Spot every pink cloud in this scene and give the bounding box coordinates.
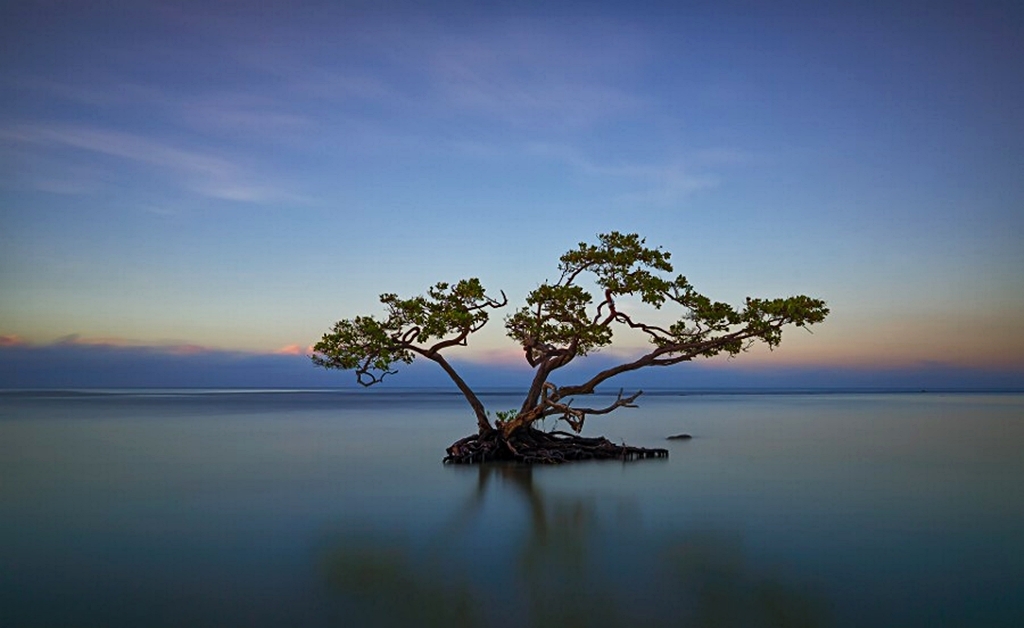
[0,334,27,347]
[52,334,122,347]
[41,334,221,354]
[274,344,312,356]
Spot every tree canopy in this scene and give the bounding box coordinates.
[313,232,829,463]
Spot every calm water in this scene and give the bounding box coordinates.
[1,390,1022,627]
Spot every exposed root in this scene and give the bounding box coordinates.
[444,428,668,465]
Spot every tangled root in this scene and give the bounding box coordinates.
[444,428,668,465]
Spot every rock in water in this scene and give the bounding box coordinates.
[667,433,692,440]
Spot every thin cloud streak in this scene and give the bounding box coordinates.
[16,75,318,142]
[45,333,220,354]
[1,123,307,204]
[5,333,327,359]
[527,142,721,204]
[3,125,234,174]
[426,23,648,128]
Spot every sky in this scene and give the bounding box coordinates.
[2,0,1022,389]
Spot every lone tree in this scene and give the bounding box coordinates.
[313,232,829,464]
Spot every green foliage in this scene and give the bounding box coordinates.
[559,231,675,304]
[654,284,829,359]
[506,232,680,360]
[493,409,519,427]
[311,315,414,382]
[312,278,504,386]
[312,231,829,434]
[505,283,612,359]
[502,231,830,371]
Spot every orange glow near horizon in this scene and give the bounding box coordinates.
[0,334,26,346]
[4,312,1022,375]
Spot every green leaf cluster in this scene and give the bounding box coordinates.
[312,278,502,386]
[655,283,830,358]
[558,231,675,305]
[311,315,413,384]
[506,231,829,367]
[506,283,612,358]
[506,232,680,359]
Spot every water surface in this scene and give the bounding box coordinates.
[1,390,1022,627]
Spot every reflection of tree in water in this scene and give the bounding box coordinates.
[320,466,829,627]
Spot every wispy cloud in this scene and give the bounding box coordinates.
[11,333,316,358]
[225,15,650,129]
[5,124,234,175]
[1,123,306,204]
[526,142,720,205]
[427,23,648,128]
[8,76,168,108]
[232,43,402,105]
[48,333,215,354]
[15,75,318,143]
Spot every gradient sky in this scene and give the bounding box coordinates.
[2,1,1022,388]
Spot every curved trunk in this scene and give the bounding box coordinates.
[422,352,492,433]
[519,362,552,415]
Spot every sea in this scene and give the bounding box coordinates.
[1,388,1022,627]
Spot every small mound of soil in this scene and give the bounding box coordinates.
[444,428,668,464]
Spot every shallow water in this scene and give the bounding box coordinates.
[1,390,1022,627]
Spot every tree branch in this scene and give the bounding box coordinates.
[410,346,492,433]
[553,328,762,399]
[539,387,643,432]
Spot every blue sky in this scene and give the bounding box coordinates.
[2,1,1022,388]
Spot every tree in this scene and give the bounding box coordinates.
[312,232,829,463]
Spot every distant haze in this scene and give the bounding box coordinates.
[2,342,1020,392]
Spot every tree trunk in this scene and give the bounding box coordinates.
[423,352,492,433]
[500,407,543,438]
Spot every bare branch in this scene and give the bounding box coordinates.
[552,328,762,399]
[613,311,675,341]
[400,326,421,344]
[538,388,644,432]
